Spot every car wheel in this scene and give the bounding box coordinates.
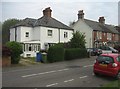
[116,72,120,80]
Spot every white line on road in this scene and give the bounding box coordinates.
[22,68,69,78]
[83,64,93,68]
[64,79,74,83]
[79,76,88,79]
[58,68,69,71]
[46,83,58,87]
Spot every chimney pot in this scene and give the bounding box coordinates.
[78,10,84,19]
[99,16,105,24]
[43,7,52,17]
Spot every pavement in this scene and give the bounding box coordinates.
[2,56,118,87]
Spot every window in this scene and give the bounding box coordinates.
[99,32,102,39]
[97,56,114,63]
[26,32,29,37]
[48,30,52,37]
[64,32,68,38]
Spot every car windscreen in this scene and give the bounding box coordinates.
[97,55,114,63]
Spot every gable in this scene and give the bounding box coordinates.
[71,19,93,32]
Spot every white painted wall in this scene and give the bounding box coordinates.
[40,26,73,49]
[16,27,21,42]
[10,28,15,41]
[20,26,33,42]
[33,27,41,41]
[60,29,73,43]
[40,26,59,49]
[72,19,93,48]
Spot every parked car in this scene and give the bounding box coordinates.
[98,46,117,54]
[87,48,102,56]
[114,45,120,53]
[93,53,120,79]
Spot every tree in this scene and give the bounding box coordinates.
[2,19,20,45]
[6,41,23,64]
[70,31,86,48]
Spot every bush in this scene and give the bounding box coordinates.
[65,48,87,60]
[47,45,64,63]
[6,41,23,64]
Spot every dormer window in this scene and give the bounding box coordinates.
[26,32,29,37]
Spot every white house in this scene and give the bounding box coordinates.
[70,10,93,48]
[10,7,73,57]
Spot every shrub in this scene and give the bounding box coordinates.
[65,48,87,60]
[6,41,23,64]
[47,45,64,63]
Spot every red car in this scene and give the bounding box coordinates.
[93,53,120,79]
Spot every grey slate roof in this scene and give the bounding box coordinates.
[84,19,119,34]
[11,16,73,30]
[11,18,37,27]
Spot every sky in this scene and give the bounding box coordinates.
[1,0,120,26]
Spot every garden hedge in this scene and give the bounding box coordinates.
[65,48,88,60]
[47,45,64,63]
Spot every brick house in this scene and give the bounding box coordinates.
[70,10,119,48]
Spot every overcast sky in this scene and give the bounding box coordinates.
[1,0,120,26]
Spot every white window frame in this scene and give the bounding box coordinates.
[25,32,29,37]
[64,32,68,38]
[48,30,52,37]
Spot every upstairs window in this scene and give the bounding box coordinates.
[26,32,29,37]
[48,30,52,37]
[64,32,68,38]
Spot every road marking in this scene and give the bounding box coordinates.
[46,83,58,87]
[83,64,93,68]
[58,68,69,71]
[22,68,69,78]
[79,76,88,79]
[64,79,74,83]
[3,65,59,73]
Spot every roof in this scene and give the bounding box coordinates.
[84,19,119,34]
[11,18,37,28]
[11,16,73,30]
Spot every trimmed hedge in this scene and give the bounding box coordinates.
[47,45,64,63]
[65,48,88,60]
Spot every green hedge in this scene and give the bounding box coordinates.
[47,45,64,63]
[65,48,87,60]
[6,41,23,64]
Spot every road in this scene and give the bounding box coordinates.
[2,56,117,87]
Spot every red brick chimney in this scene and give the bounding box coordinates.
[43,7,52,17]
[78,10,84,20]
[99,17,105,24]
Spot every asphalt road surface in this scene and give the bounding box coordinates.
[2,56,118,87]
